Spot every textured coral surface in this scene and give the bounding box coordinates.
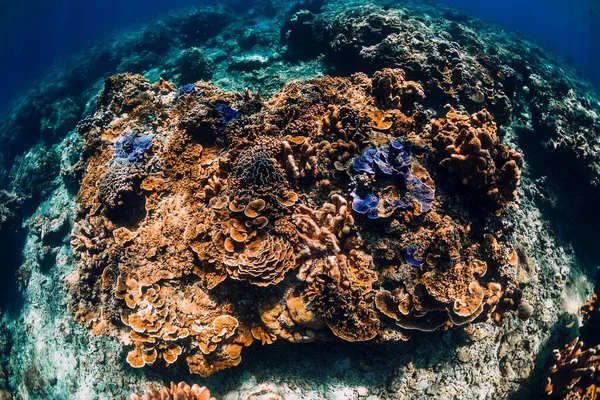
[69,69,521,377]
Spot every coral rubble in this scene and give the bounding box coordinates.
[69,68,521,376]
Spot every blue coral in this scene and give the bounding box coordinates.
[350,193,380,219]
[113,132,155,162]
[178,83,197,97]
[406,244,425,267]
[350,140,434,218]
[215,103,239,125]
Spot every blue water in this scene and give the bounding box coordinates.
[0,0,212,112]
[0,0,599,113]
[438,0,599,79]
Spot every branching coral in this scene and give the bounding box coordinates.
[545,269,600,399]
[69,71,521,377]
[545,338,600,399]
[131,382,215,400]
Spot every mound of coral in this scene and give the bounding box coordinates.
[69,67,522,377]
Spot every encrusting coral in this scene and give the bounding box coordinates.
[68,69,522,377]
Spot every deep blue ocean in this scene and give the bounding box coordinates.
[0,0,599,115]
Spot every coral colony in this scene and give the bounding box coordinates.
[69,68,522,378]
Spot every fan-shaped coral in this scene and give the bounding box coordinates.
[68,70,521,377]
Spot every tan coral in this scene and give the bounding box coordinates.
[244,199,266,218]
[69,71,521,378]
[431,107,522,209]
[223,233,296,287]
[131,382,215,400]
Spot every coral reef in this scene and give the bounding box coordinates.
[1,0,600,398]
[69,68,521,377]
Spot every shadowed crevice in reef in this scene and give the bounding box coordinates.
[515,125,600,275]
[0,190,26,316]
[179,331,461,398]
[0,225,26,316]
[506,314,576,400]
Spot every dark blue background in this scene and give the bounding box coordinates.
[438,0,600,83]
[0,0,599,113]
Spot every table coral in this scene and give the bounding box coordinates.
[69,69,522,377]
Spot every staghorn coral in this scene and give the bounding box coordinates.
[545,338,600,399]
[69,71,521,377]
[545,269,600,399]
[131,382,215,400]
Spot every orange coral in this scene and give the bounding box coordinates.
[131,382,215,400]
[545,338,600,399]
[431,107,522,210]
[545,270,600,399]
[69,71,520,377]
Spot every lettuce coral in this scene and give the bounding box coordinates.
[350,139,434,218]
[113,132,155,163]
[68,69,522,377]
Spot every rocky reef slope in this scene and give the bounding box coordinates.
[0,0,598,399]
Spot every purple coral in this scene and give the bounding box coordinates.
[113,132,155,163]
[406,244,425,267]
[350,140,434,218]
[351,193,380,219]
[215,103,239,125]
[178,83,197,97]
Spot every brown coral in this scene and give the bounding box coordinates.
[545,338,600,399]
[431,107,522,210]
[131,382,215,400]
[545,269,600,399]
[69,71,520,377]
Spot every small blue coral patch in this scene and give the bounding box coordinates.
[113,131,155,162]
[215,103,239,125]
[406,244,425,268]
[178,83,197,97]
[351,193,380,219]
[349,140,434,218]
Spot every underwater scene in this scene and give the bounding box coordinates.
[0,0,600,399]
